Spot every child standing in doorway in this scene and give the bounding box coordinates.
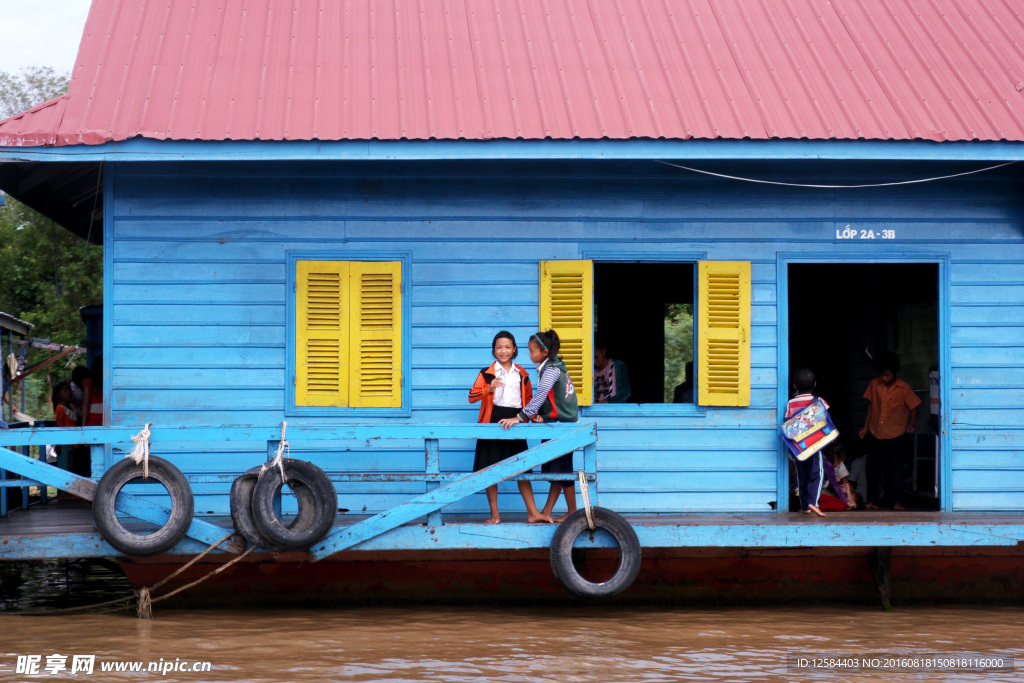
[468,331,533,524]
[786,367,848,517]
[859,352,920,510]
[499,330,579,523]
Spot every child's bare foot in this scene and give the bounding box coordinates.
[485,516,501,524]
[527,512,553,523]
[806,505,826,517]
[552,512,571,523]
[893,503,906,511]
[864,502,880,510]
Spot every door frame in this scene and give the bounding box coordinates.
[776,254,952,511]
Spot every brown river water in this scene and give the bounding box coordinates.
[0,605,1020,682]
[0,561,1020,681]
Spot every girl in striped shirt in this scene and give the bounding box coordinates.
[500,330,579,523]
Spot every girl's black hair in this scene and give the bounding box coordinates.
[52,381,70,409]
[530,329,561,358]
[491,330,518,359]
[71,366,90,385]
[89,355,103,390]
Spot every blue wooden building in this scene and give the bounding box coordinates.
[66,153,1024,515]
[1,0,1023,603]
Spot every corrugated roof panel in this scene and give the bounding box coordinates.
[0,312,33,335]
[0,97,67,147]
[2,0,1024,146]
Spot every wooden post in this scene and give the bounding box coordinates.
[267,440,282,519]
[424,439,441,526]
[868,547,893,611]
[583,441,598,506]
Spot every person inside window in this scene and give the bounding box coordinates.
[594,337,631,404]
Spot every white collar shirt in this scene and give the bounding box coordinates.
[493,363,522,409]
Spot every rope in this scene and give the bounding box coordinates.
[148,545,256,609]
[654,159,1018,189]
[127,423,152,479]
[21,531,243,617]
[21,593,135,616]
[142,532,236,594]
[578,471,595,531]
[135,587,152,620]
[260,421,289,483]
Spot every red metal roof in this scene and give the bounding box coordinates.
[2,0,1023,146]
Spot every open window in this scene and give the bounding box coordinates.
[594,262,696,404]
[540,259,750,413]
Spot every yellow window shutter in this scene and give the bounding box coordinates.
[540,260,594,406]
[698,261,751,406]
[348,261,403,408]
[296,261,350,406]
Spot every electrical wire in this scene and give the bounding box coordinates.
[654,159,1017,189]
[71,162,103,292]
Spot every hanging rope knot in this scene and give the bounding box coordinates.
[578,471,595,531]
[260,421,289,483]
[127,423,153,480]
[135,587,152,620]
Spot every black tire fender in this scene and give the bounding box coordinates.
[250,458,336,550]
[549,507,642,600]
[93,455,194,557]
[230,465,320,550]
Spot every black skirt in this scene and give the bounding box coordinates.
[474,405,529,471]
[540,439,575,487]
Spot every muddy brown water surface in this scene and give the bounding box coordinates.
[0,605,1020,682]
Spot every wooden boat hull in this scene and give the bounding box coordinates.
[118,546,1024,607]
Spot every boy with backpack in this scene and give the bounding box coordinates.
[783,367,847,517]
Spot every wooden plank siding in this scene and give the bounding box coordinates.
[106,160,1024,516]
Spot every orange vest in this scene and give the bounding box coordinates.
[468,362,533,423]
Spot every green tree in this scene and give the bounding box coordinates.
[0,67,68,118]
[1,68,101,418]
[664,303,694,402]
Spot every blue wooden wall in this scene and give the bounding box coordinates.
[105,160,1024,516]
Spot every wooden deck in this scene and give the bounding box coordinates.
[3,501,1024,561]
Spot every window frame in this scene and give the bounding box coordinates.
[286,250,412,417]
[582,251,707,418]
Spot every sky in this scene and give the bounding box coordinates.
[0,0,92,75]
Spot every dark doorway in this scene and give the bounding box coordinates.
[788,263,940,510]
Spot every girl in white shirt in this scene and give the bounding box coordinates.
[468,331,533,523]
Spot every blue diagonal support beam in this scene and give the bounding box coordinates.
[0,447,243,554]
[0,446,98,500]
[308,423,597,561]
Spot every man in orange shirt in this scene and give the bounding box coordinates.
[859,352,921,510]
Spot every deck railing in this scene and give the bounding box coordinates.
[0,423,598,556]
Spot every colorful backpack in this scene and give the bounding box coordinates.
[780,397,838,461]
